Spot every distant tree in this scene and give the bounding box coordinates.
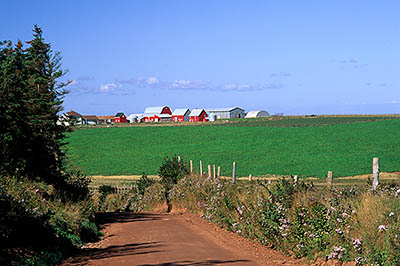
[0,25,70,187]
[158,155,189,212]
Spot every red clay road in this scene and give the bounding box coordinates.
[63,212,305,266]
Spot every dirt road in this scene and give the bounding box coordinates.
[64,212,305,266]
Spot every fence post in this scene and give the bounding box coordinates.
[217,166,221,178]
[200,160,203,176]
[178,155,181,162]
[249,174,252,181]
[327,171,333,185]
[232,161,236,184]
[190,160,193,174]
[373,157,379,189]
[213,164,216,178]
[293,175,298,186]
[208,165,211,178]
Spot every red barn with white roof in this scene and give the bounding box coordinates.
[189,109,208,122]
[143,106,172,122]
[172,108,190,122]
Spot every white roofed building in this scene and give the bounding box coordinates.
[144,106,172,115]
[172,108,190,122]
[245,110,270,118]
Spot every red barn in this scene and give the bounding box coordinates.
[172,108,190,122]
[143,106,172,122]
[115,112,127,123]
[189,109,208,122]
[144,106,172,115]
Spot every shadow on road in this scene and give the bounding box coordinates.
[96,212,164,225]
[65,242,164,265]
[137,259,251,266]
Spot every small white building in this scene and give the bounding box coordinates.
[206,107,245,119]
[245,110,270,118]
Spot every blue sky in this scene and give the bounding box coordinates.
[1,0,399,115]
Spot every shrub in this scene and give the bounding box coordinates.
[158,156,189,191]
[158,155,189,212]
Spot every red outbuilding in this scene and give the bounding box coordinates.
[189,109,208,122]
[172,108,190,122]
[115,112,127,123]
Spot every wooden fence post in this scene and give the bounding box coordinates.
[200,160,203,176]
[293,175,298,186]
[373,157,379,189]
[208,165,211,178]
[190,160,193,174]
[327,171,333,185]
[249,174,252,181]
[232,161,236,184]
[217,166,221,178]
[213,164,216,178]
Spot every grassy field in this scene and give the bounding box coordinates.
[66,117,400,178]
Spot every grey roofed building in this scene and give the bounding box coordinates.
[206,107,245,119]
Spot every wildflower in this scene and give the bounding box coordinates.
[389,212,394,217]
[378,225,387,231]
[355,257,364,265]
[335,228,343,234]
[352,238,362,252]
[336,218,343,223]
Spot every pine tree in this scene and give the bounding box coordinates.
[0,25,69,187]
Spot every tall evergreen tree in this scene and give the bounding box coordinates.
[0,25,69,186]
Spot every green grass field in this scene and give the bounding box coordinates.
[66,117,400,178]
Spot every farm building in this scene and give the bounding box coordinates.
[143,106,172,122]
[144,114,172,122]
[189,109,208,122]
[97,115,115,124]
[206,107,245,119]
[245,110,270,118]
[115,113,127,123]
[81,115,98,125]
[66,110,83,124]
[144,106,172,115]
[172,108,190,122]
[127,114,144,123]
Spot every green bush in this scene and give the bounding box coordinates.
[158,156,189,212]
[158,156,189,191]
[0,176,100,265]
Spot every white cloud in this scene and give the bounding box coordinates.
[218,82,283,91]
[146,76,159,85]
[119,76,284,92]
[270,72,291,77]
[99,83,122,92]
[169,80,209,90]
